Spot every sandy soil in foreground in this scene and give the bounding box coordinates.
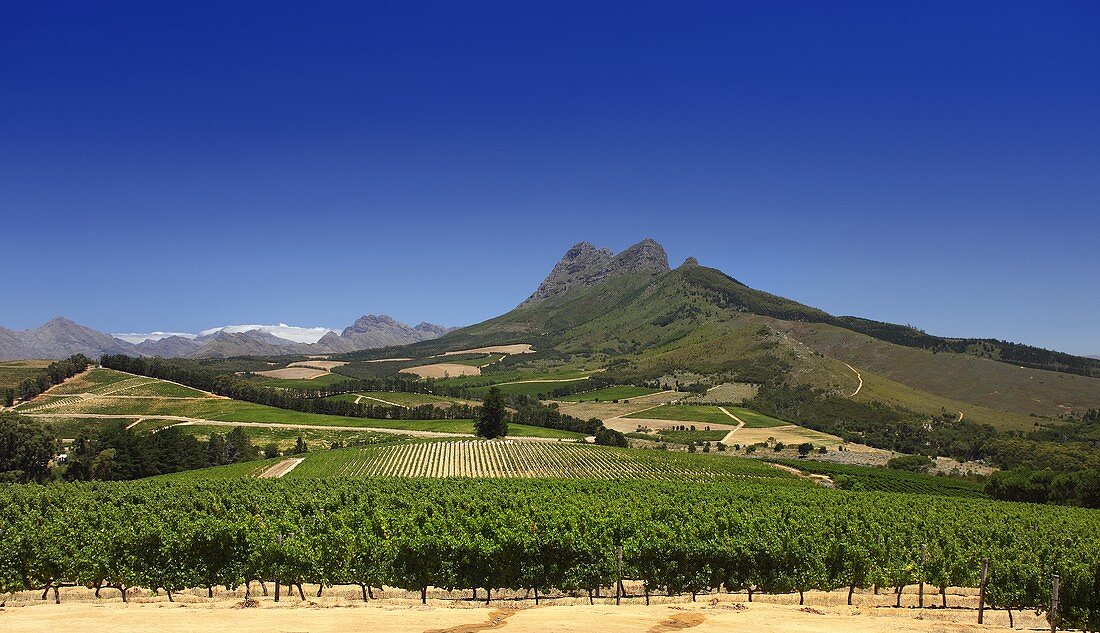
[0,596,1036,633]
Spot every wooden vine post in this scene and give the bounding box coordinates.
[1049,574,1060,633]
[977,558,989,624]
[918,543,926,608]
[615,543,623,605]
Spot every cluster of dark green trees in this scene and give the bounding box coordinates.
[0,412,267,483]
[747,382,997,460]
[4,355,90,405]
[981,409,1100,507]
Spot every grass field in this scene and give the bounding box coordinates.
[444,353,505,367]
[240,372,352,389]
[277,441,801,481]
[655,429,730,443]
[326,391,471,407]
[626,404,738,426]
[556,385,663,402]
[720,406,788,428]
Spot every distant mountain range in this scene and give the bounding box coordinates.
[0,316,455,361]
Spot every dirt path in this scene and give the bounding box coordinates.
[767,461,834,487]
[716,407,745,444]
[258,458,305,478]
[843,363,863,397]
[357,394,407,408]
[0,598,1031,633]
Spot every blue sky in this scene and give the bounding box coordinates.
[1,2,1097,354]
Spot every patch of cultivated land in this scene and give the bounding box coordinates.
[287,360,347,370]
[553,390,681,421]
[556,385,663,402]
[0,589,1040,633]
[400,362,483,378]
[626,404,749,426]
[442,343,535,355]
[232,441,797,480]
[252,366,329,380]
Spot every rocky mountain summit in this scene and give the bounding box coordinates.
[519,238,670,307]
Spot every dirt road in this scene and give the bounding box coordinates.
[844,362,863,397]
[258,458,305,478]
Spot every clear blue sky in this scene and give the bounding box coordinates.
[1,2,1097,354]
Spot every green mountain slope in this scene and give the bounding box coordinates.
[392,241,1100,427]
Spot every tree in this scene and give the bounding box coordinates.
[3,389,13,407]
[594,428,628,447]
[475,387,508,439]
[292,435,309,455]
[798,442,813,457]
[0,413,59,483]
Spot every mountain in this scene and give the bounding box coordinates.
[313,315,454,353]
[419,238,1100,427]
[520,238,669,307]
[0,318,139,361]
[0,315,455,360]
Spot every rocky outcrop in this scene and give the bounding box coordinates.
[519,238,670,307]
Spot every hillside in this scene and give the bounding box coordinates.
[416,239,1100,426]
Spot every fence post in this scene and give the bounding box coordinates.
[1049,574,1060,633]
[977,558,989,624]
[616,544,623,605]
[919,543,926,609]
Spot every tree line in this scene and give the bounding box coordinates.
[0,413,269,483]
[4,355,90,405]
[0,478,1097,629]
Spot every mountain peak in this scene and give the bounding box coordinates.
[612,238,669,273]
[680,256,700,268]
[519,238,670,307]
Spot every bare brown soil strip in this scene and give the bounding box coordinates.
[442,344,534,356]
[257,458,305,479]
[425,609,516,633]
[647,612,706,632]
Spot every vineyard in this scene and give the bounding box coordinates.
[1,479,1097,630]
[278,441,793,480]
